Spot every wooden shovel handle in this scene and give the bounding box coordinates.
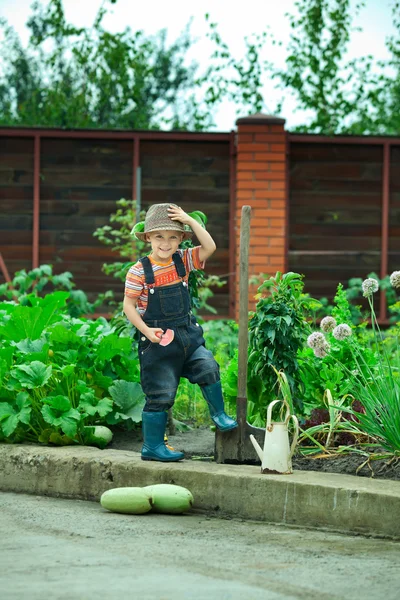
[237,205,251,399]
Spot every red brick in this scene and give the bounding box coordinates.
[254,133,285,142]
[265,171,286,180]
[270,162,286,171]
[238,133,254,143]
[270,124,285,132]
[252,152,285,162]
[270,143,286,152]
[269,200,285,209]
[237,162,269,171]
[237,143,270,153]
[237,180,269,190]
[236,152,254,161]
[251,219,269,227]
[254,209,285,218]
[271,180,285,190]
[237,199,268,208]
[269,237,285,247]
[237,171,254,181]
[270,218,285,227]
[255,190,285,199]
[236,190,254,199]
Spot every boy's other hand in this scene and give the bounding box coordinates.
[145,328,164,343]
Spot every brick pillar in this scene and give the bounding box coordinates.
[234,113,288,318]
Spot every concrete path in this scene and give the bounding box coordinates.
[1,491,399,600]
[1,444,400,538]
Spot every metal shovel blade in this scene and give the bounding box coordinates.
[214,205,264,464]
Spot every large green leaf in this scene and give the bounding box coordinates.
[0,292,69,341]
[50,324,82,346]
[0,358,8,386]
[0,347,15,369]
[41,395,81,438]
[16,392,32,425]
[109,380,145,422]
[11,361,52,389]
[96,335,132,361]
[0,394,31,436]
[15,339,47,354]
[76,381,113,417]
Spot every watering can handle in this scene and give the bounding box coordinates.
[266,399,291,429]
[289,415,299,459]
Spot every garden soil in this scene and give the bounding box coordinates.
[110,425,400,483]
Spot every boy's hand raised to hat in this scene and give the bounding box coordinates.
[168,204,217,263]
[168,204,191,224]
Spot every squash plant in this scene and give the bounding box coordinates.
[0,291,145,446]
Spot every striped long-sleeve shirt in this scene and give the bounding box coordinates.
[124,246,204,315]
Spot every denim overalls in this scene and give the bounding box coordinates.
[138,252,220,412]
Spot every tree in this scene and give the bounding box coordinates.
[0,0,213,130]
[275,0,400,134]
[206,0,400,135]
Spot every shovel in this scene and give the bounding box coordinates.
[214,205,265,463]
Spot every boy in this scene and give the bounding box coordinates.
[123,203,237,462]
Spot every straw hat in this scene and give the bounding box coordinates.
[134,203,193,242]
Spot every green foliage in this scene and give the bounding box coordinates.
[0,0,214,130]
[93,199,146,283]
[305,279,400,454]
[317,273,400,325]
[0,264,112,318]
[247,272,320,425]
[298,283,378,409]
[0,291,145,445]
[206,0,400,135]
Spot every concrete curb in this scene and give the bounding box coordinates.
[1,444,400,539]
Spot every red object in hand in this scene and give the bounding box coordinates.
[156,329,175,346]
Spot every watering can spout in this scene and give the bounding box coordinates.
[249,434,263,462]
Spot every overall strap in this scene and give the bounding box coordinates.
[172,252,187,278]
[139,256,155,286]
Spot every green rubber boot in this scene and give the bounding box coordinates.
[141,411,184,462]
[201,382,238,432]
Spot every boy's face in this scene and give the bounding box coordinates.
[146,230,184,262]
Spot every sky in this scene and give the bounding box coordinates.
[0,0,396,130]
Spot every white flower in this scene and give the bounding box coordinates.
[314,342,330,358]
[307,332,327,349]
[390,271,400,289]
[320,316,337,333]
[362,278,379,297]
[332,324,352,341]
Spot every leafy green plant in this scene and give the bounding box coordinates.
[0,292,145,446]
[0,264,112,318]
[247,272,320,425]
[307,273,400,455]
[297,390,369,456]
[298,283,378,408]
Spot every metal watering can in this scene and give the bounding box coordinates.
[249,399,299,474]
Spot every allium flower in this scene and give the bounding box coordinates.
[320,316,337,333]
[332,324,352,340]
[307,332,327,349]
[362,278,379,297]
[314,342,330,358]
[390,271,400,289]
